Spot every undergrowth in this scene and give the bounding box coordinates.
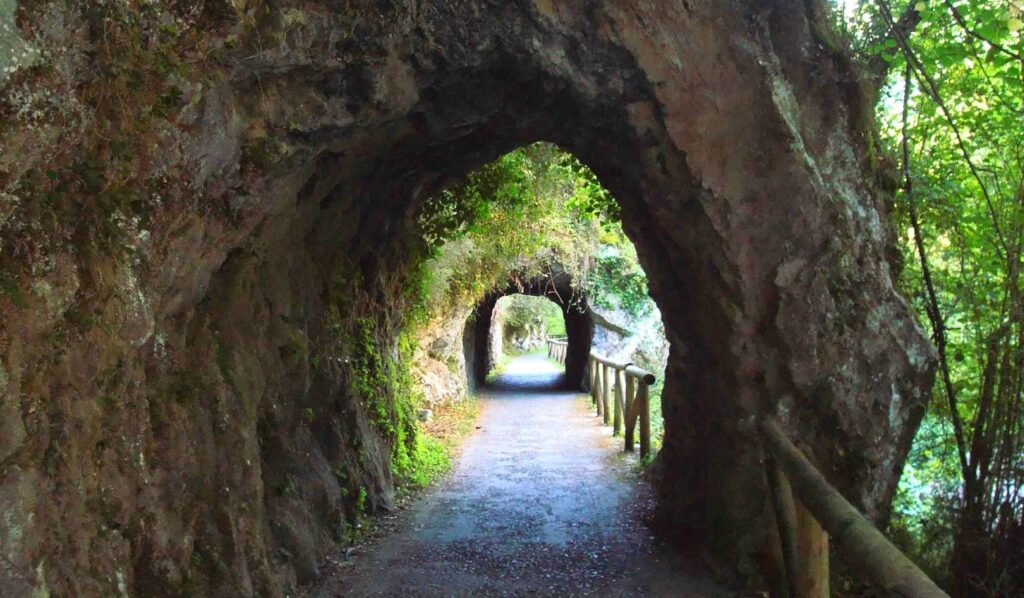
[393,397,482,496]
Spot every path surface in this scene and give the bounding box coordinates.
[307,355,735,597]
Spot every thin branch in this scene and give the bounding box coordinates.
[899,61,973,484]
[942,0,1023,62]
[876,0,1011,261]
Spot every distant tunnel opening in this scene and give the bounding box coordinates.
[464,275,593,393]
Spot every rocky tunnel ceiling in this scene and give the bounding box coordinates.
[0,0,935,595]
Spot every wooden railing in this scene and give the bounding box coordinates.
[545,338,657,458]
[588,352,656,459]
[546,337,568,364]
[546,338,939,595]
[758,417,948,597]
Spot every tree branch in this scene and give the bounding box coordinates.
[876,0,1011,261]
[942,0,1023,62]
[899,61,973,485]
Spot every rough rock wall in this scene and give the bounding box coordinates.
[590,302,668,374]
[409,301,473,407]
[0,1,933,595]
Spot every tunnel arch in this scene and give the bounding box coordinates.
[0,2,939,595]
[463,269,594,392]
[285,3,935,576]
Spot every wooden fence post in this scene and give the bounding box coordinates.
[624,374,637,451]
[613,368,624,436]
[796,495,829,597]
[760,418,947,597]
[766,456,799,598]
[598,362,606,421]
[638,381,650,458]
[588,357,597,403]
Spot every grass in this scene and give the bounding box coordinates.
[420,399,483,456]
[485,354,514,383]
[393,397,483,497]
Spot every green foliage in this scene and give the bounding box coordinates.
[840,0,1024,590]
[497,294,566,347]
[588,230,653,318]
[486,354,514,383]
[418,143,655,320]
[555,152,619,223]
[345,316,399,435]
[356,487,368,513]
[325,256,453,496]
[391,429,449,491]
[419,147,544,249]
[417,144,585,308]
[340,142,662,521]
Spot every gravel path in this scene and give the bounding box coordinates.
[306,355,738,597]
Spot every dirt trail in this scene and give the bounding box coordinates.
[306,355,737,597]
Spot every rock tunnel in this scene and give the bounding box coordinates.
[464,269,593,392]
[0,1,937,595]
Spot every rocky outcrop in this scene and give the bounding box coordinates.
[410,301,473,407]
[0,1,933,595]
[590,301,668,376]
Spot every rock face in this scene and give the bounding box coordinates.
[590,300,668,376]
[0,1,934,595]
[409,300,474,407]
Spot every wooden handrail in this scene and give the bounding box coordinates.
[582,346,657,458]
[591,353,628,369]
[545,338,568,364]
[624,364,655,384]
[760,417,948,597]
[546,336,939,594]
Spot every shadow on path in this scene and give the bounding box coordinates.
[306,355,737,597]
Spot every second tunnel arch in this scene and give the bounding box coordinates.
[464,268,594,392]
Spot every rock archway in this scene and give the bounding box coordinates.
[464,269,593,392]
[0,1,934,595]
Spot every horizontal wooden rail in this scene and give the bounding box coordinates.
[545,338,567,365]
[582,345,656,458]
[760,417,948,598]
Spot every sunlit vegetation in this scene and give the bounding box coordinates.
[495,294,565,355]
[407,143,665,477]
[414,143,653,321]
[830,0,1024,592]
